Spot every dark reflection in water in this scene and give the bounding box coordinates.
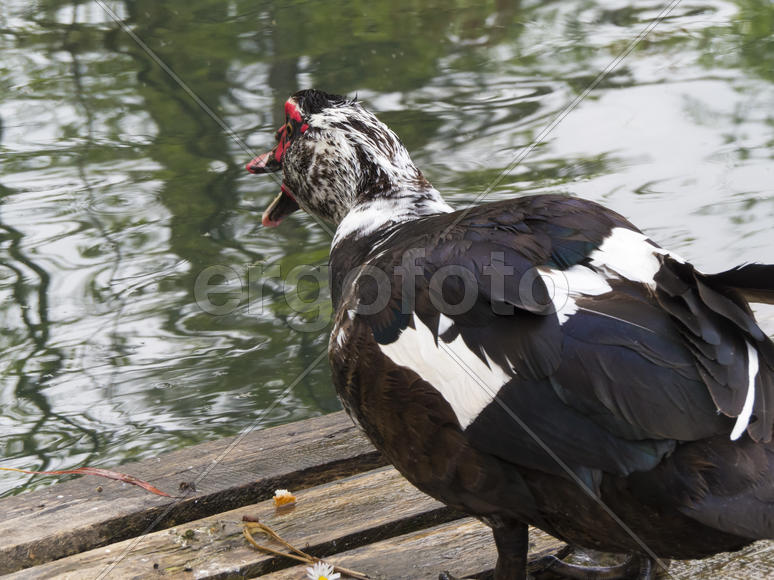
[0,0,773,496]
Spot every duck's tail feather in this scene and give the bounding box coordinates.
[656,258,774,442]
[707,264,774,305]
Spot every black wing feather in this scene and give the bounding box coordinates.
[334,194,774,487]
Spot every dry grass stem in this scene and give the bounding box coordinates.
[242,520,369,579]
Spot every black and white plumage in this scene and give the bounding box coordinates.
[247,90,774,579]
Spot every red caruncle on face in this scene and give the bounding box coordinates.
[273,99,309,163]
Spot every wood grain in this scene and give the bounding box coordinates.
[0,411,384,574]
[3,409,773,579]
[261,518,499,580]
[262,526,774,580]
[5,466,460,579]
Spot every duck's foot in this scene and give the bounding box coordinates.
[438,546,656,580]
[528,548,655,580]
[437,547,575,580]
[527,545,575,577]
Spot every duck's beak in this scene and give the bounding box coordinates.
[245,150,281,174]
[246,149,300,228]
[260,183,300,228]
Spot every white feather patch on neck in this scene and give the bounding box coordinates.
[332,194,452,247]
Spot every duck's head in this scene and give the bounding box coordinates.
[247,89,449,234]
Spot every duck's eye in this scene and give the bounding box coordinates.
[285,122,293,137]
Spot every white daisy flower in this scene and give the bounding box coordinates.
[305,560,341,580]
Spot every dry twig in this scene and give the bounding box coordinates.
[242,518,369,579]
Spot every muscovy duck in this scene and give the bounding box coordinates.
[247,89,774,580]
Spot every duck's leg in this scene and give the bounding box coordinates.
[440,521,657,580]
[492,519,530,579]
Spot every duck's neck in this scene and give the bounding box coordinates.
[332,184,452,248]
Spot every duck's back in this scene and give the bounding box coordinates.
[328,193,774,556]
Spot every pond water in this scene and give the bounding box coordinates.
[1,0,773,497]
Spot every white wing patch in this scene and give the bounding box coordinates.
[437,313,454,335]
[538,265,613,324]
[378,313,509,429]
[730,342,759,441]
[590,229,762,442]
[335,326,347,347]
[590,227,683,286]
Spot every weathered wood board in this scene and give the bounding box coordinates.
[2,409,773,580]
[258,518,501,580]
[668,540,774,580]
[5,466,460,579]
[261,526,774,580]
[0,411,384,574]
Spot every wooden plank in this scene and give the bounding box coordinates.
[259,518,499,580]
[668,540,774,580]
[258,520,567,580]
[6,466,461,579]
[0,411,385,574]
[262,531,774,580]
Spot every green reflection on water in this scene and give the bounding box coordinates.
[0,0,773,496]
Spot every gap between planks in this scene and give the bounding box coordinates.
[5,466,464,579]
[0,411,384,574]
